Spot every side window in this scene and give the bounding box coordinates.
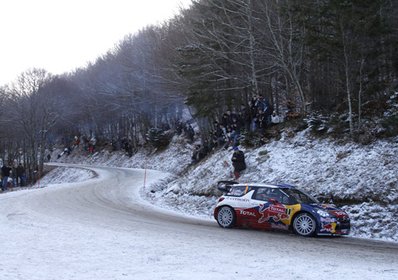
[277,190,290,204]
[268,189,289,204]
[253,188,290,204]
[227,186,247,197]
[253,188,269,201]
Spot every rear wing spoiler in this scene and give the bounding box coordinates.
[217,180,238,193]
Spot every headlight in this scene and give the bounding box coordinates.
[316,209,330,217]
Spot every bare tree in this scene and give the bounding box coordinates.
[6,69,58,178]
[257,0,307,113]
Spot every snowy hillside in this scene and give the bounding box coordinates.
[53,129,398,243]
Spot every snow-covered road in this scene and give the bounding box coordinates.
[1,165,397,280]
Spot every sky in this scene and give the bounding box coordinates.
[0,0,192,86]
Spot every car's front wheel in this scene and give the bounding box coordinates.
[293,213,317,237]
[216,206,236,228]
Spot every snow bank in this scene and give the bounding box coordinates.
[37,167,96,186]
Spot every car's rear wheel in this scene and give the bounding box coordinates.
[216,206,236,228]
[293,213,317,237]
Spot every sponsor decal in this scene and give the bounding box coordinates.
[330,210,347,218]
[226,197,250,202]
[258,203,291,223]
[239,210,256,217]
[320,217,336,223]
[320,222,336,233]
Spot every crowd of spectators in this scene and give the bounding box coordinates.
[1,160,26,192]
[191,95,282,165]
[208,95,280,150]
[53,95,282,168]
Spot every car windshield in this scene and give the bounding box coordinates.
[281,188,319,204]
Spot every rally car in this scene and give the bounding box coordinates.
[214,181,350,237]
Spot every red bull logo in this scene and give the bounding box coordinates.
[258,203,291,223]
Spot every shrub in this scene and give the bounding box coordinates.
[146,128,172,150]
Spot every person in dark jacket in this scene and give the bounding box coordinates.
[16,163,26,187]
[1,163,12,191]
[231,146,246,180]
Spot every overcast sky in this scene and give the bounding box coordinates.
[0,0,192,86]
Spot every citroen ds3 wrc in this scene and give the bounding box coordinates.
[214,181,350,237]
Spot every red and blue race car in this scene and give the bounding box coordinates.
[214,181,350,237]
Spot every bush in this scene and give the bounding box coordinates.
[306,114,330,135]
[146,128,172,150]
[380,91,398,137]
[380,115,398,137]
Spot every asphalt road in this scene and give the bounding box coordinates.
[1,165,397,280]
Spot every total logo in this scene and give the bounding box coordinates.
[239,210,256,217]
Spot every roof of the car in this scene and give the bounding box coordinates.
[231,183,296,189]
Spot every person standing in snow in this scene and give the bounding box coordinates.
[271,111,281,125]
[1,162,12,191]
[88,137,96,154]
[16,163,26,187]
[256,95,273,128]
[11,161,18,187]
[231,146,246,180]
[191,144,201,165]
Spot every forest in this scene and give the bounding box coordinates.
[0,0,397,183]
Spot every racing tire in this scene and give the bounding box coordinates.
[292,213,317,237]
[216,206,236,228]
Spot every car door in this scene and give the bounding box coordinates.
[250,187,273,229]
[251,187,290,230]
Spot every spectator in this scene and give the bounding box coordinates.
[256,95,273,126]
[122,139,133,157]
[1,162,12,191]
[213,121,226,147]
[250,96,259,114]
[255,109,266,133]
[82,135,89,151]
[175,121,183,135]
[230,110,239,125]
[191,145,199,164]
[88,137,96,154]
[185,124,195,143]
[73,135,80,147]
[250,114,258,132]
[221,111,232,128]
[224,125,234,148]
[255,95,268,112]
[239,104,251,132]
[231,146,246,180]
[12,161,18,187]
[16,163,26,187]
[230,123,241,147]
[64,147,71,156]
[271,111,281,125]
[191,144,206,165]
